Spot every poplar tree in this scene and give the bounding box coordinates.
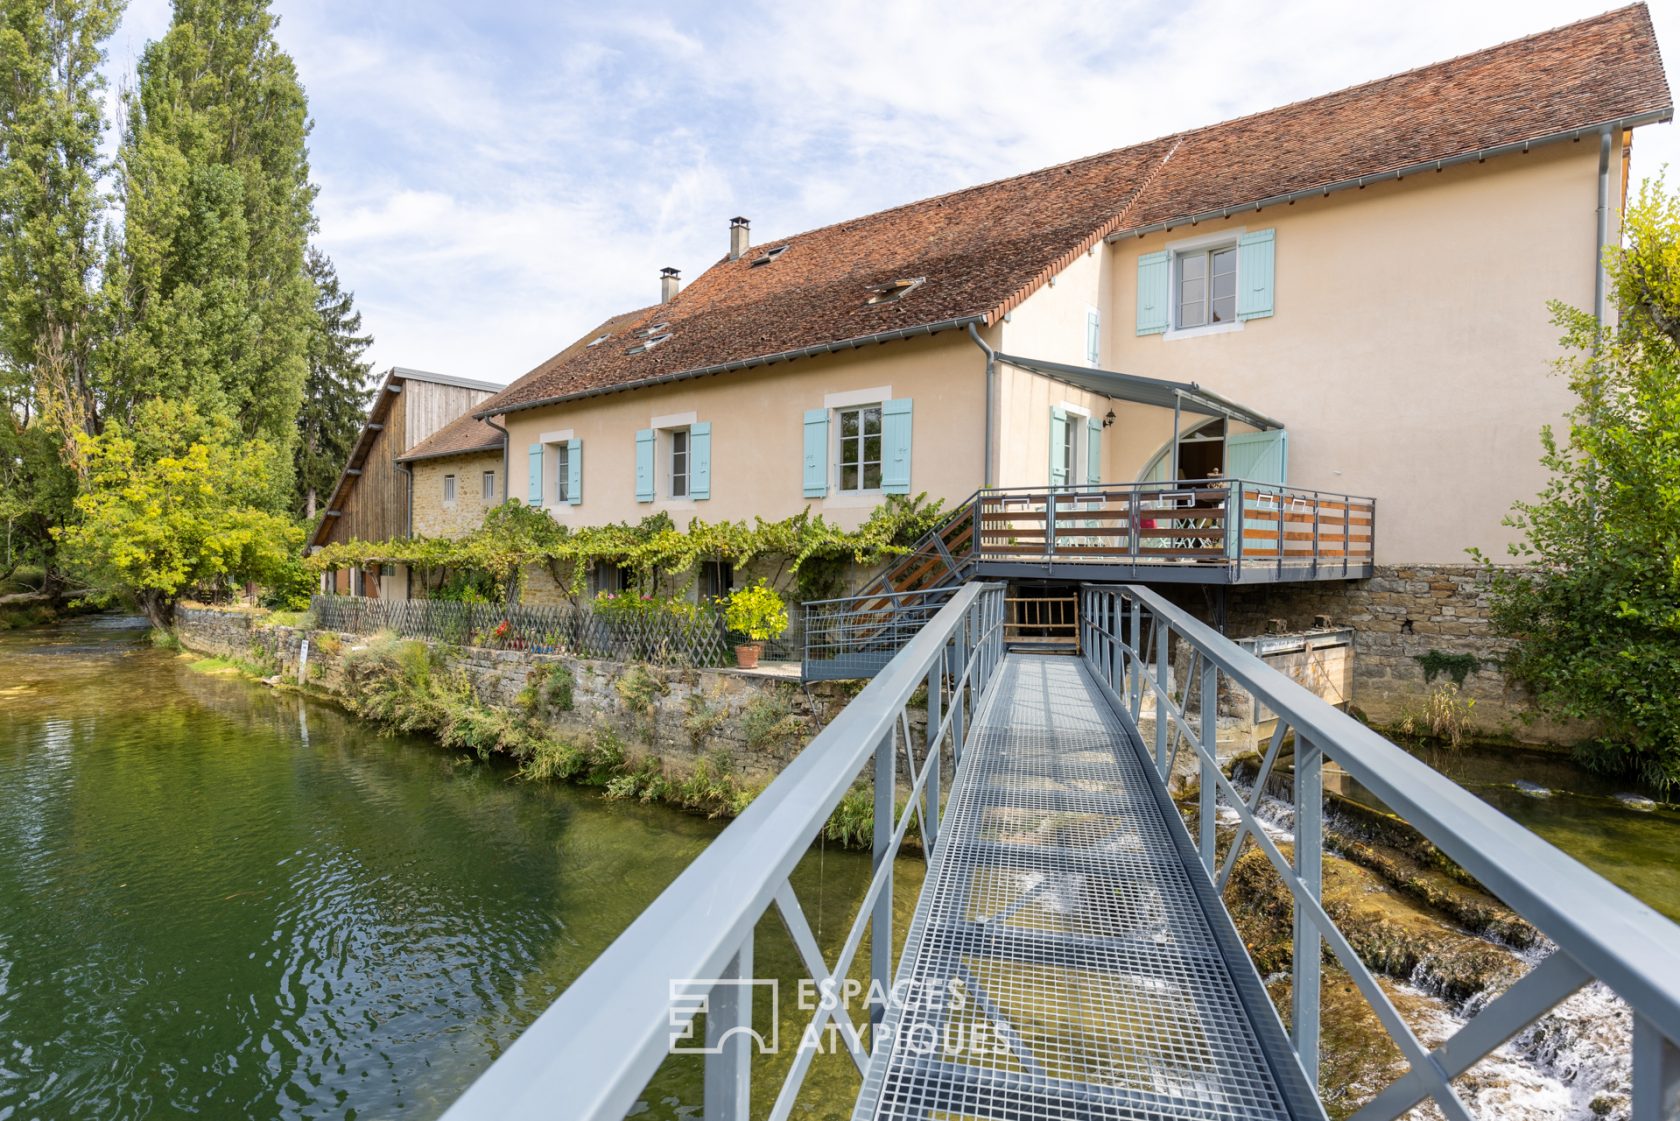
[0,0,123,583]
[102,0,315,509]
[295,246,372,518]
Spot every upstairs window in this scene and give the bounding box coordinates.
[443,474,457,503]
[482,471,496,501]
[836,405,883,493]
[1175,244,1237,329]
[554,443,572,503]
[670,428,690,498]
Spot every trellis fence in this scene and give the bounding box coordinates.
[310,595,739,667]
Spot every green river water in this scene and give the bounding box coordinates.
[0,617,911,1120]
[2,615,1676,1120]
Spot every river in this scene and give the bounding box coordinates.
[0,616,910,1120]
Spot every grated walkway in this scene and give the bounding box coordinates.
[853,654,1314,1121]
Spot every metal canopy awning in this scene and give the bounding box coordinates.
[993,352,1283,431]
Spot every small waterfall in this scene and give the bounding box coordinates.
[1216,777,1635,1120]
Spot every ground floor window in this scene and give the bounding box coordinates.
[482,471,496,500]
[443,474,457,503]
[699,560,733,601]
[589,561,631,596]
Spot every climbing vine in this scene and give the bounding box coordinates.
[307,494,946,601]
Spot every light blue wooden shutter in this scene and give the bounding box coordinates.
[1049,407,1069,487]
[1236,228,1275,320]
[1136,251,1170,335]
[1086,416,1102,484]
[881,399,912,495]
[527,443,543,504]
[1085,309,1101,366]
[1226,428,1288,486]
[634,428,655,502]
[690,422,711,500]
[802,409,828,498]
[566,438,582,505]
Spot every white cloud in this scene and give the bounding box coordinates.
[97,0,1680,385]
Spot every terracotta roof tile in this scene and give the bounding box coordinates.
[477,5,1670,418]
[396,410,503,463]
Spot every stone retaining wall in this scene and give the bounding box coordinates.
[1218,563,1574,741]
[174,606,878,782]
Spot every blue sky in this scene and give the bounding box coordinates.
[103,1,1680,386]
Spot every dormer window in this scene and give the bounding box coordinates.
[865,277,925,305]
[625,333,672,355]
[750,245,789,267]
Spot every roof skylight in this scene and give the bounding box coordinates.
[750,245,789,267]
[625,333,672,355]
[865,276,926,305]
[586,333,611,347]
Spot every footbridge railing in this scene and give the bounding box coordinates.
[440,582,1006,1121]
[1081,583,1680,1121]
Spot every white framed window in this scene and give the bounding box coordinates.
[482,471,495,501]
[443,474,457,503]
[1175,243,1238,330]
[836,404,883,493]
[1058,418,1077,483]
[669,427,690,498]
[554,443,571,503]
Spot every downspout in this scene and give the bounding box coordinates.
[484,416,512,504]
[967,322,996,488]
[1594,125,1613,327]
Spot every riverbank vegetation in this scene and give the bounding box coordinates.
[1479,180,1680,791]
[332,629,894,847]
[1,0,371,618]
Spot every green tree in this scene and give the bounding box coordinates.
[1482,178,1680,790]
[101,0,315,509]
[0,0,123,584]
[57,400,302,627]
[295,246,371,518]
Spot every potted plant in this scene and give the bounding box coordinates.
[724,580,788,669]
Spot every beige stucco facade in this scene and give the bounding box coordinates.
[501,332,989,532]
[494,137,1617,566]
[411,451,503,539]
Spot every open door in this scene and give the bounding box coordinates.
[1225,428,1288,559]
[1225,428,1287,486]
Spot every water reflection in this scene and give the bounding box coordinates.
[0,617,906,1120]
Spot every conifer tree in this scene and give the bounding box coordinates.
[296,246,372,518]
[0,0,122,583]
[101,0,315,509]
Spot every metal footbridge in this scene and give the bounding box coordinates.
[443,584,1680,1121]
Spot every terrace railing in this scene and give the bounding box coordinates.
[976,478,1375,577]
[1080,582,1680,1121]
[309,594,734,667]
[439,582,1007,1121]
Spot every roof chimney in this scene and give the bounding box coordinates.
[660,266,680,303]
[729,216,750,261]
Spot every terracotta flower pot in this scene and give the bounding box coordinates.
[735,642,763,669]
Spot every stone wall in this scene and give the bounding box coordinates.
[410,453,501,539]
[1214,563,1570,741]
[175,606,872,783]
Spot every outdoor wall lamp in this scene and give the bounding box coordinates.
[1102,409,1116,428]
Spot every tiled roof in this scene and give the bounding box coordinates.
[396,410,503,463]
[477,4,1670,419]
